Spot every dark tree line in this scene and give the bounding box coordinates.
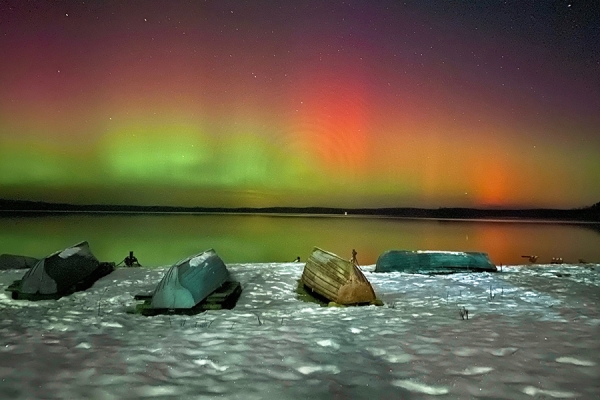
[1,199,599,222]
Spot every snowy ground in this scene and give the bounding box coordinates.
[1,263,599,399]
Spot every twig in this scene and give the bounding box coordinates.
[252,312,263,326]
[97,287,109,316]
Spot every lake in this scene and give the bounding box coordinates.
[1,213,599,266]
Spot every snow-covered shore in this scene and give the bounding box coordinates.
[1,263,599,399]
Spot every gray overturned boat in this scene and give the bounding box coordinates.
[133,249,242,315]
[375,250,497,274]
[301,247,377,305]
[6,241,115,300]
[0,254,39,270]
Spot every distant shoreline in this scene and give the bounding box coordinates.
[1,199,599,223]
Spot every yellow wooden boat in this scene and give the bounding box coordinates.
[301,247,376,305]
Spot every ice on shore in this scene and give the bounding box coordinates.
[0,262,599,399]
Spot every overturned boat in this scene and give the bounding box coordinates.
[6,241,115,300]
[375,250,497,274]
[300,247,377,305]
[133,249,242,316]
[0,254,39,270]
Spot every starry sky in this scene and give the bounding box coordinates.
[1,1,599,209]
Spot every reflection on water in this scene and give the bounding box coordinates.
[1,214,599,266]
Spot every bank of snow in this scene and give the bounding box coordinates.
[1,263,599,399]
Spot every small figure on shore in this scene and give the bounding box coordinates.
[459,306,469,320]
[521,255,538,263]
[351,249,359,266]
[123,251,141,267]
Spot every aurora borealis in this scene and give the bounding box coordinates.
[1,1,599,209]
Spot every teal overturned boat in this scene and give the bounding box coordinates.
[375,250,497,274]
[133,249,242,316]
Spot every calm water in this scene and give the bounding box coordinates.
[1,213,599,266]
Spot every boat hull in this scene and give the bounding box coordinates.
[150,249,231,309]
[6,241,115,301]
[375,250,497,274]
[0,254,39,270]
[301,247,376,305]
[133,280,242,316]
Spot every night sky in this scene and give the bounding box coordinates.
[1,1,599,209]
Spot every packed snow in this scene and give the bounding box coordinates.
[1,263,599,399]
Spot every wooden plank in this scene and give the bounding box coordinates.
[133,293,153,301]
[308,249,352,280]
[301,268,339,301]
[134,280,242,316]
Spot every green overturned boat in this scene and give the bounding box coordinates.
[375,250,497,274]
[6,241,115,300]
[132,249,242,316]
